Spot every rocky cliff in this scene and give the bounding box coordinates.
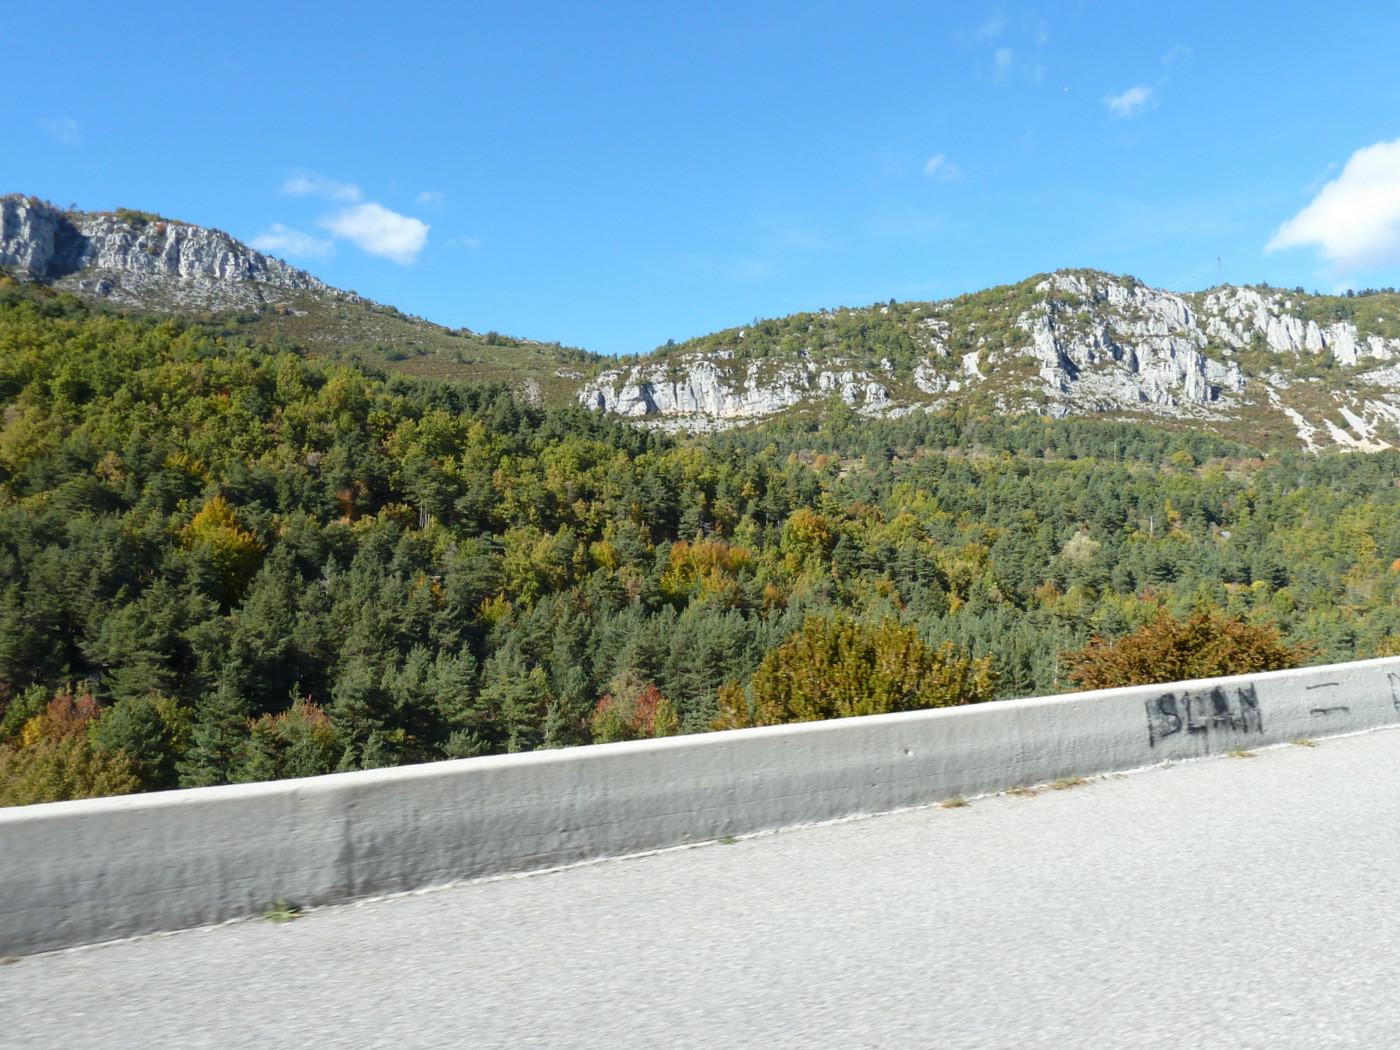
[0,194,329,311]
[578,270,1400,451]
[0,192,609,402]
[6,190,1399,452]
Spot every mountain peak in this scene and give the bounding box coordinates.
[0,193,330,312]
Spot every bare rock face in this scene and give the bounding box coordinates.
[580,272,1257,425]
[1200,285,1394,366]
[0,197,69,270]
[0,195,328,311]
[8,192,1400,453]
[580,353,895,432]
[578,269,1400,450]
[1021,274,1246,411]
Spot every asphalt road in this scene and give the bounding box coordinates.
[6,728,1400,1049]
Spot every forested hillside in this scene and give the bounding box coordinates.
[3,283,1400,800]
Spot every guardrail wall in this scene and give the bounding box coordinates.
[4,656,1399,956]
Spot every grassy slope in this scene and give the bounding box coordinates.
[229,290,598,405]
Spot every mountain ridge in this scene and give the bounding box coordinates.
[5,192,1400,451]
[579,271,1400,451]
[0,193,599,403]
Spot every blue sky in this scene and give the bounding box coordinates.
[9,1,1400,356]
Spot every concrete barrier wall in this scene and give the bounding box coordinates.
[5,656,1400,956]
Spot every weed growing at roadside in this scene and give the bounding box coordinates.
[1051,777,1087,790]
[940,796,969,808]
[1293,738,1317,747]
[1227,748,1255,759]
[263,899,301,923]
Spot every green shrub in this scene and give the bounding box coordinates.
[590,673,680,743]
[0,687,141,807]
[236,699,342,782]
[0,736,140,807]
[0,684,50,742]
[89,694,191,790]
[1061,607,1313,691]
[715,614,996,729]
[112,208,163,228]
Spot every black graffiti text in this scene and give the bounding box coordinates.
[1145,684,1263,747]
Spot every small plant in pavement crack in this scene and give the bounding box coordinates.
[263,899,302,923]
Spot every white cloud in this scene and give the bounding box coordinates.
[923,154,963,180]
[1266,137,1400,274]
[415,190,444,206]
[1162,45,1192,65]
[1104,85,1156,119]
[994,47,1013,73]
[41,117,82,145]
[319,203,429,264]
[976,11,1007,38]
[276,171,430,262]
[282,172,361,202]
[249,223,335,260]
[955,11,1007,45]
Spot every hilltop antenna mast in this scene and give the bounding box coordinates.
[1217,257,1223,286]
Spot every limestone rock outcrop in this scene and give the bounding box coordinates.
[7,192,1400,453]
[580,353,892,431]
[578,269,1400,450]
[1018,274,1246,412]
[1,194,328,311]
